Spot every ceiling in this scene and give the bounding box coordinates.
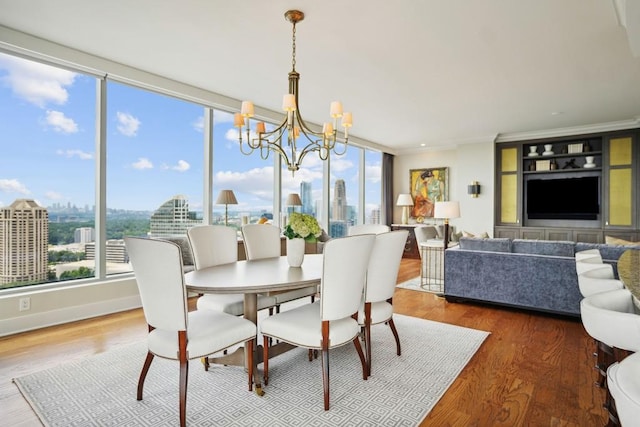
[1,0,639,154]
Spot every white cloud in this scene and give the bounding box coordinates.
[0,178,30,194]
[132,158,153,170]
[329,156,353,172]
[172,160,190,172]
[116,112,140,136]
[365,162,382,183]
[45,191,63,200]
[0,54,76,108]
[45,110,78,133]
[215,167,274,199]
[56,149,93,160]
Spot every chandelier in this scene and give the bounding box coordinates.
[234,10,352,173]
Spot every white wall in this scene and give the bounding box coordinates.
[393,141,495,236]
[0,277,141,336]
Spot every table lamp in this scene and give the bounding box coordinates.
[396,194,414,225]
[434,201,460,249]
[285,193,303,213]
[215,189,238,226]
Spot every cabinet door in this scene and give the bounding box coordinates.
[605,135,636,229]
[496,145,520,226]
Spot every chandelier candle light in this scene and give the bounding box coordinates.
[234,10,353,174]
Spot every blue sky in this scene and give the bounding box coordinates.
[0,52,381,216]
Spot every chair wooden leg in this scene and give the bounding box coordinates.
[247,339,254,391]
[137,351,154,401]
[262,335,269,386]
[364,303,372,377]
[387,317,402,356]
[321,321,330,410]
[352,334,368,381]
[178,331,188,427]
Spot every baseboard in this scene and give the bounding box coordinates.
[0,294,142,337]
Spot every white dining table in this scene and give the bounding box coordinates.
[184,254,323,395]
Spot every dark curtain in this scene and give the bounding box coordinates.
[382,153,394,226]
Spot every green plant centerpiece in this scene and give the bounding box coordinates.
[283,212,321,242]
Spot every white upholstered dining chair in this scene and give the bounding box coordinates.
[358,230,408,377]
[241,223,317,310]
[187,225,277,318]
[347,224,390,235]
[124,236,257,427]
[260,234,376,410]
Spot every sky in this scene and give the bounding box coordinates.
[0,52,381,216]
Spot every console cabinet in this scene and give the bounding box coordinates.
[494,129,640,242]
[391,224,421,259]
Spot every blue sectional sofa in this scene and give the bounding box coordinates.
[444,237,640,317]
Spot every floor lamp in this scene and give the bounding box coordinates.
[216,189,238,226]
[434,201,460,249]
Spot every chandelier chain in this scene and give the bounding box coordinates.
[291,22,297,71]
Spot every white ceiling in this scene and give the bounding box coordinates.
[1,0,639,154]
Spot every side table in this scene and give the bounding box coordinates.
[420,239,457,294]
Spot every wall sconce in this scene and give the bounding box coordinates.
[468,181,481,198]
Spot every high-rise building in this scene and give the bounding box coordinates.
[149,195,200,237]
[300,181,313,215]
[0,199,49,286]
[369,208,381,224]
[74,227,95,243]
[332,179,347,221]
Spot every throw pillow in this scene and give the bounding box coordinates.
[462,230,475,238]
[605,235,636,246]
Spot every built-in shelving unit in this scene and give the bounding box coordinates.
[494,129,640,243]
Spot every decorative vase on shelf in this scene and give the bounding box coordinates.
[286,237,305,267]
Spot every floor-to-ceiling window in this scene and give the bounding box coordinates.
[105,81,205,275]
[213,110,275,235]
[365,149,383,224]
[329,144,360,237]
[0,53,97,289]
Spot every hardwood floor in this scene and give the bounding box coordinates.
[0,259,607,426]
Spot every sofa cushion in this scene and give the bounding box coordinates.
[605,235,637,246]
[576,242,640,262]
[458,237,511,252]
[511,239,574,257]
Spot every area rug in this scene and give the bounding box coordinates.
[396,276,445,295]
[13,314,489,427]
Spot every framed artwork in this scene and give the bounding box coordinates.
[409,167,449,220]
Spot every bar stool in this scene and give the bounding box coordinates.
[608,352,640,427]
[576,253,620,390]
[581,289,640,426]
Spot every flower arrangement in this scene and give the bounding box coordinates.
[283,212,322,242]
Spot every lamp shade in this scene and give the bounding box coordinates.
[215,190,238,205]
[285,193,303,206]
[396,194,414,206]
[434,201,460,219]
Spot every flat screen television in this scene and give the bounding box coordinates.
[526,176,599,220]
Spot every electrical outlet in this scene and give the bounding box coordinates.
[19,297,30,311]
